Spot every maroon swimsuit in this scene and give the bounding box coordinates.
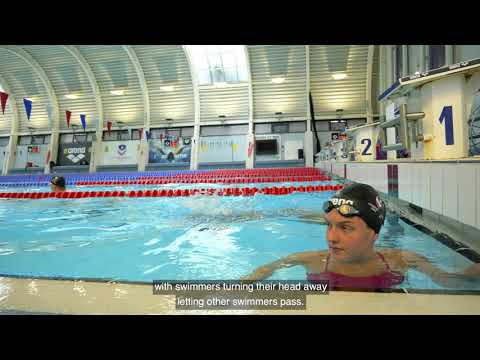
[307,252,405,289]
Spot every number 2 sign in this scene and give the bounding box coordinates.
[361,138,372,156]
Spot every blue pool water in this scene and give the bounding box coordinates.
[0,181,479,291]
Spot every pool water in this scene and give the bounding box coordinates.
[0,182,479,291]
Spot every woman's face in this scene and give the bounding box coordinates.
[324,209,377,262]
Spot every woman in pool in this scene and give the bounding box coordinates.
[242,183,480,290]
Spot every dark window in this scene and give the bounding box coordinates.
[395,45,403,79]
[132,130,141,140]
[32,135,45,144]
[73,134,87,143]
[272,123,289,133]
[19,136,32,145]
[0,137,9,147]
[330,120,347,131]
[429,45,446,70]
[119,130,131,140]
[256,139,278,155]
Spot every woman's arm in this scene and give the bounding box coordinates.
[400,250,480,288]
[241,252,311,280]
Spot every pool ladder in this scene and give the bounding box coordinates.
[379,103,426,153]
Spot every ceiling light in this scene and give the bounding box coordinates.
[332,73,347,80]
[65,94,79,99]
[271,77,285,84]
[110,90,125,96]
[160,86,175,92]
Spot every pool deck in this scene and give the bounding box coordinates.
[1,276,480,315]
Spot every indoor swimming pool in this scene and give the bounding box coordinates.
[0,178,479,293]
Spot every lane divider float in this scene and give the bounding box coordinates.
[0,184,343,199]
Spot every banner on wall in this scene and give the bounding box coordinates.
[28,145,40,153]
[198,136,246,163]
[149,136,191,164]
[102,141,139,165]
[58,142,92,166]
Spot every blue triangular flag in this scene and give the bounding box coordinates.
[80,114,86,131]
[23,98,32,121]
[146,130,151,140]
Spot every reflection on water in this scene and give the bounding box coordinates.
[377,215,405,248]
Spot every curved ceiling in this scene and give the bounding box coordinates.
[0,45,373,136]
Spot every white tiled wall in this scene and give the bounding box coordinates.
[477,166,480,229]
[319,161,480,230]
[430,165,443,215]
[332,163,344,178]
[345,163,388,194]
[398,163,411,203]
[458,164,477,228]
[442,164,459,220]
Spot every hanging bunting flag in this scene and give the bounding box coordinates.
[139,128,143,140]
[23,98,33,121]
[46,104,53,128]
[107,121,112,135]
[146,130,151,140]
[127,127,132,139]
[160,133,164,141]
[80,114,86,131]
[0,91,8,115]
[66,110,72,128]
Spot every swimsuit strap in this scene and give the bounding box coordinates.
[376,252,392,271]
[324,253,331,272]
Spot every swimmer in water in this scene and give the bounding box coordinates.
[50,176,66,192]
[242,183,480,290]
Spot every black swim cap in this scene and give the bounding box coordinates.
[50,176,65,188]
[328,183,386,233]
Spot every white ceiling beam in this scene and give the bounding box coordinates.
[63,45,104,128]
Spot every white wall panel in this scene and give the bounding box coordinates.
[458,164,477,228]
[442,164,458,220]
[477,166,480,229]
[430,165,443,214]
[398,163,411,203]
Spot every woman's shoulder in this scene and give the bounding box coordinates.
[289,250,328,264]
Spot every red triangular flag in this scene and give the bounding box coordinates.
[66,110,72,128]
[107,121,112,135]
[0,92,8,115]
[139,128,143,140]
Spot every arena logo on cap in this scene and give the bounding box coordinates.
[117,144,127,156]
[331,198,354,206]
